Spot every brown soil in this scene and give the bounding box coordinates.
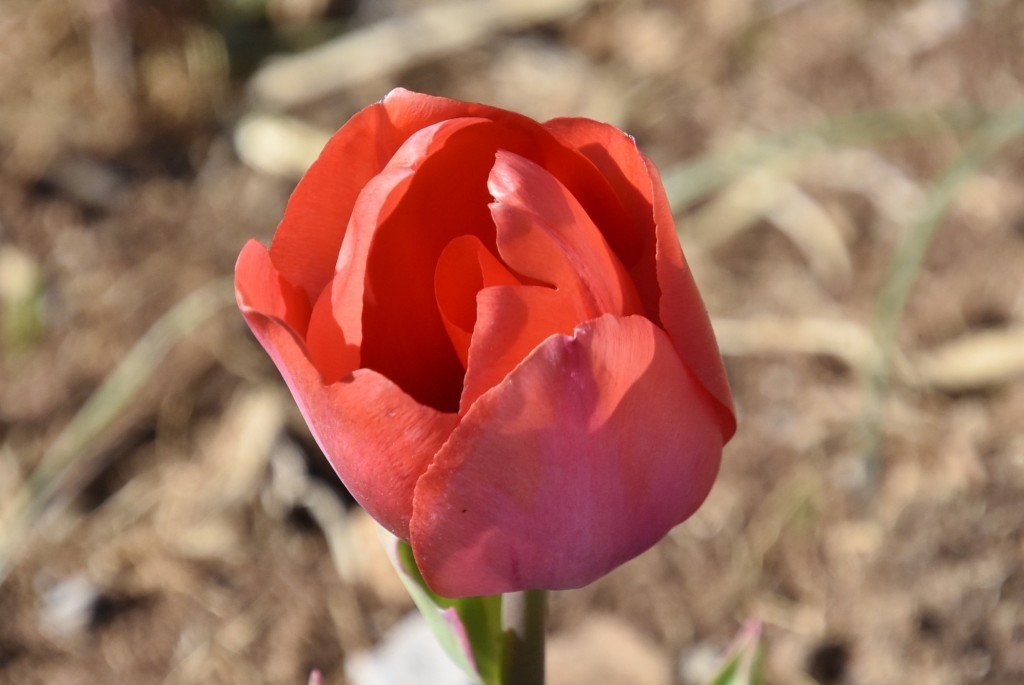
[2,1,1023,683]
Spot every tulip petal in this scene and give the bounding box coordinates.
[488,150,643,318]
[452,151,648,413]
[647,158,736,438]
[383,89,645,285]
[348,114,646,414]
[544,118,736,439]
[434,235,521,368]
[380,88,536,141]
[409,314,724,597]
[353,118,536,412]
[266,88,530,304]
[265,88,639,306]
[460,284,578,413]
[235,239,313,337]
[267,103,399,304]
[304,282,359,383]
[236,239,458,538]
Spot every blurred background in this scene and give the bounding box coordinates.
[1,0,1023,683]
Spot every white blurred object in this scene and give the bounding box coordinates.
[37,574,100,638]
[346,612,475,685]
[234,114,332,180]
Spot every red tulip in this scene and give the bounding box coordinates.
[235,89,736,598]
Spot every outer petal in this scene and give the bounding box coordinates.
[236,240,458,538]
[268,101,401,303]
[409,314,724,597]
[647,158,736,438]
[267,88,535,303]
[544,117,736,439]
[236,239,313,337]
[488,150,643,318]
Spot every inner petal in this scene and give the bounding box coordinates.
[487,150,645,319]
[459,284,580,413]
[435,235,520,368]
[359,120,537,413]
[455,151,647,413]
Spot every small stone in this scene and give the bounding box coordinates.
[345,613,474,685]
[37,574,100,638]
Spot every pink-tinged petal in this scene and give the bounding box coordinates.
[434,235,521,368]
[409,314,724,597]
[544,118,736,439]
[488,150,644,318]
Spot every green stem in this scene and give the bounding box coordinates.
[501,590,547,685]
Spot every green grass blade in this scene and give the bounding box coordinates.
[861,106,1024,482]
[663,107,987,212]
[0,277,236,584]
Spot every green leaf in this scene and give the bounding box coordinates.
[703,621,765,685]
[383,531,504,684]
[661,107,988,213]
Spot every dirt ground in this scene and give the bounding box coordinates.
[2,0,1023,683]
